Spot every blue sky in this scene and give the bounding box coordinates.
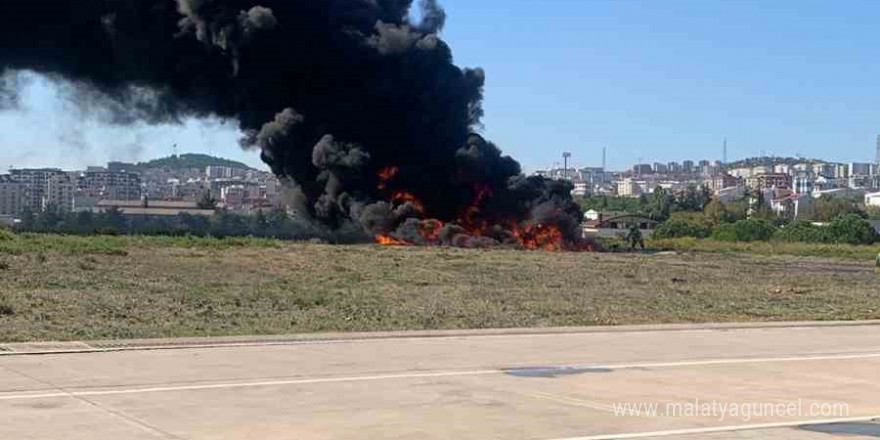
[3,0,880,172]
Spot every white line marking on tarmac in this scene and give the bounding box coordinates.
[1,351,879,401]
[594,351,880,370]
[515,391,615,412]
[0,370,499,401]
[546,415,880,440]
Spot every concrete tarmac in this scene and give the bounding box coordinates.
[2,323,880,439]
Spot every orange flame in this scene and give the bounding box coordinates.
[418,219,445,242]
[376,235,412,246]
[391,191,425,213]
[511,223,565,251]
[372,174,586,252]
[377,166,399,190]
[460,185,493,229]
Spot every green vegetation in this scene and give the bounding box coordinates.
[711,219,777,242]
[725,156,826,169]
[649,237,880,260]
[812,196,866,222]
[623,185,880,248]
[112,153,253,173]
[0,232,878,342]
[0,232,287,256]
[653,217,712,239]
[579,185,713,221]
[656,212,880,247]
[15,206,368,243]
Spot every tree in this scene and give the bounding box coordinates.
[813,197,866,222]
[646,187,673,221]
[654,218,712,239]
[249,210,269,237]
[197,192,219,210]
[826,214,879,245]
[17,207,35,231]
[75,211,96,235]
[711,219,777,242]
[674,185,710,212]
[99,206,126,235]
[774,221,831,243]
[724,200,749,222]
[703,199,729,226]
[178,213,210,236]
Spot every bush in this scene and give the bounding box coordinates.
[827,214,880,245]
[0,228,15,242]
[711,220,777,242]
[654,218,712,239]
[775,221,832,243]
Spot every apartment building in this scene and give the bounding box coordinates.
[78,171,142,200]
[45,174,76,212]
[9,168,66,212]
[748,173,792,190]
[0,175,23,215]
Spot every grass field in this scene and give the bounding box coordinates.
[648,237,880,260]
[0,232,878,342]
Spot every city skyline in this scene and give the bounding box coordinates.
[5,143,879,176]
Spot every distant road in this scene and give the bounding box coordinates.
[2,322,880,439]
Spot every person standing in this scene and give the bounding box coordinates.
[626,223,645,250]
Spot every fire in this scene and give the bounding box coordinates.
[376,235,412,246]
[460,185,493,229]
[373,169,584,252]
[377,166,399,190]
[418,219,445,242]
[511,223,565,251]
[391,191,425,213]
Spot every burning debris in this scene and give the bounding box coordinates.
[0,0,591,251]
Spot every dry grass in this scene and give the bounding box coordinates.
[0,234,878,342]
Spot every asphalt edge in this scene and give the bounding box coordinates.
[3,320,880,356]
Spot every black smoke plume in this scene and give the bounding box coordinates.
[0,0,587,249]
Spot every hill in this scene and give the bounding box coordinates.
[111,154,254,172]
[726,156,835,169]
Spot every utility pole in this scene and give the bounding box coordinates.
[875,134,880,167]
[722,139,728,165]
[563,152,572,180]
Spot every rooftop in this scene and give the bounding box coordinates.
[96,200,201,209]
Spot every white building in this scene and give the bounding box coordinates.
[571,182,589,197]
[206,165,247,180]
[866,192,880,207]
[774,164,791,175]
[752,166,771,176]
[45,174,76,212]
[729,167,753,179]
[617,178,642,197]
[793,171,815,195]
